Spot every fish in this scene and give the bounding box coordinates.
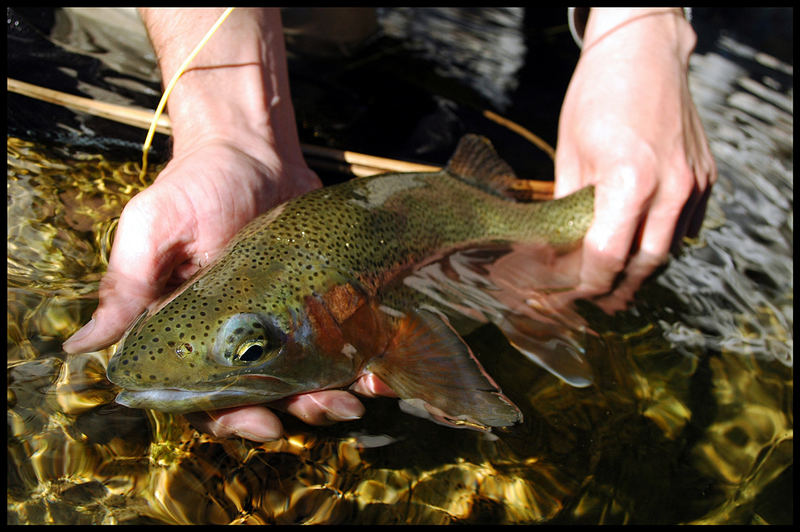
[106,134,594,431]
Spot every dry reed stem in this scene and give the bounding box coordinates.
[8,77,554,199]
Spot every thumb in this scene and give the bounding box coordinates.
[63,195,182,354]
[553,140,587,199]
[62,270,158,354]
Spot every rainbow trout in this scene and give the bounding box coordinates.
[107,135,594,430]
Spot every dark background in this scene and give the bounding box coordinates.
[6,7,794,184]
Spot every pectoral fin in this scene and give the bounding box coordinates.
[366,308,522,430]
[497,313,593,388]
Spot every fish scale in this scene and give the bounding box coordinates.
[107,135,594,430]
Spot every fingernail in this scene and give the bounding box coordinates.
[233,429,281,442]
[199,412,283,442]
[63,318,96,352]
[325,397,364,422]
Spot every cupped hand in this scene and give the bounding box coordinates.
[189,374,397,441]
[554,9,716,312]
[63,138,397,440]
[61,139,392,440]
[63,139,321,354]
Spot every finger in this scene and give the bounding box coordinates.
[686,185,712,238]
[636,158,697,261]
[578,166,656,295]
[669,158,711,249]
[187,405,284,442]
[593,250,665,313]
[349,373,397,398]
[684,103,717,239]
[685,140,717,239]
[671,185,700,252]
[275,390,365,425]
[553,144,585,199]
[605,162,696,307]
[62,270,156,353]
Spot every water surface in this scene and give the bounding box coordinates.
[6,7,793,524]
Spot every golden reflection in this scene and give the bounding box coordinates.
[7,136,793,524]
[55,352,117,415]
[688,350,792,524]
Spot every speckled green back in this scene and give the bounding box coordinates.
[108,135,593,389]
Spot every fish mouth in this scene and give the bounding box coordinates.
[114,375,298,414]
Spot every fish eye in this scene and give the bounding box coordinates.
[213,313,283,367]
[235,339,267,363]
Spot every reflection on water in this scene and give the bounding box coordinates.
[378,7,526,110]
[6,8,793,525]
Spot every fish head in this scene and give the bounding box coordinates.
[106,265,347,413]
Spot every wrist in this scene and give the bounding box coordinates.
[140,8,305,168]
[580,8,696,63]
[165,66,302,168]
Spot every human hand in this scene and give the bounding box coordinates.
[61,138,390,440]
[62,139,321,354]
[191,375,397,441]
[60,7,403,441]
[554,8,716,312]
[61,138,396,440]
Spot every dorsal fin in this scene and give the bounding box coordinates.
[445,134,521,198]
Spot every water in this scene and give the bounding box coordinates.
[6,7,793,524]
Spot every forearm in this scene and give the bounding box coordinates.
[139,8,303,164]
[560,7,698,139]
